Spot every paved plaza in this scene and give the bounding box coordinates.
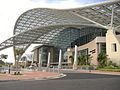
[0,71,63,81]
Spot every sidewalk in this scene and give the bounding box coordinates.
[0,71,63,81]
[61,69,120,75]
[79,70,120,75]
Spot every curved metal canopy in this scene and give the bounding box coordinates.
[0,0,119,59]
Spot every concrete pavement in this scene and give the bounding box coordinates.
[0,69,120,81]
[0,71,64,81]
[0,72,120,90]
[60,69,120,75]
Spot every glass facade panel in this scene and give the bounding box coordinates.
[78,48,88,56]
[71,27,106,48]
[39,45,59,67]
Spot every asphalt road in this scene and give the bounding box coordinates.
[0,71,120,90]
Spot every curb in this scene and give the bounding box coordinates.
[0,73,66,82]
[45,74,66,79]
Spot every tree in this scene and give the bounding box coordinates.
[0,60,5,65]
[69,56,74,65]
[78,54,92,65]
[0,54,8,62]
[97,51,108,68]
[15,48,25,61]
[15,48,25,72]
[78,54,86,65]
[86,54,93,65]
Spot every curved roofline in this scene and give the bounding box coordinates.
[0,24,107,51]
[13,23,106,39]
[64,0,120,10]
[14,0,120,12]
[13,0,119,35]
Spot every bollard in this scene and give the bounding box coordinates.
[8,65,10,74]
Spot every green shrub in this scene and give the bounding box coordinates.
[97,67,120,72]
[13,72,23,75]
[0,72,6,74]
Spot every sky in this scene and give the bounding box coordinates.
[0,0,112,63]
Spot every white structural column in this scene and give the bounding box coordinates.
[38,53,42,70]
[31,53,34,66]
[98,43,101,54]
[47,52,51,68]
[58,49,62,69]
[73,45,78,69]
[39,54,42,66]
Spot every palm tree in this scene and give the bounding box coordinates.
[15,48,25,61]
[86,54,92,65]
[15,48,24,72]
[97,51,108,68]
[69,55,74,65]
[78,54,92,65]
[78,54,86,65]
[0,54,8,63]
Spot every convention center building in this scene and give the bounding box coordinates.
[0,0,120,67]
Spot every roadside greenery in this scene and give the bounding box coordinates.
[78,54,92,65]
[14,48,25,74]
[0,54,8,65]
[13,72,23,75]
[69,54,92,66]
[97,67,120,72]
[96,51,120,71]
[15,48,25,60]
[69,56,74,64]
[68,51,120,72]
[0,54,8,60]
[0,60,5,66]
[97,51,108,68]
[0,72,6,74]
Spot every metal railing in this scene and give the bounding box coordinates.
[38,66,95,73]
[40,67,60,73]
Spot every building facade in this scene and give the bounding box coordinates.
[32,45,59,67]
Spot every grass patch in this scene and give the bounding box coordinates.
[97,67,120,72]
[0,72,6,74]
[13,73,23,75]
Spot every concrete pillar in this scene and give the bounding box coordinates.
[39,54,42,67]
[58,49,62,69]
[47,52,50,68]
[73,45,78,69]
[98,43,101,54]
[67,48,71,63]
[31,53,34,66]
[38,54,42,70]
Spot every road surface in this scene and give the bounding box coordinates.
[0,71,120,90]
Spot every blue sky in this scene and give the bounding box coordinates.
[31,0,65,3]
[75,0,108,5]
[31,0,108,4]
